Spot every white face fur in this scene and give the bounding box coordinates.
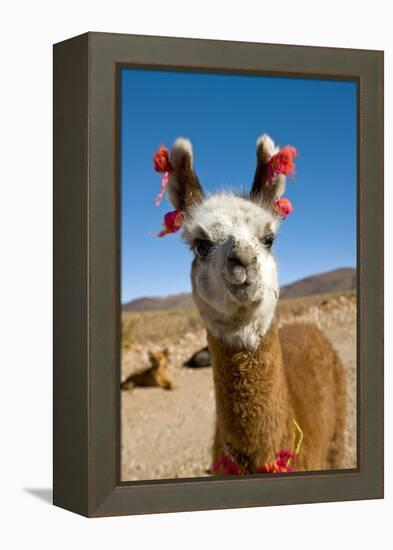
[166,134,285,351]
[183,193,281,350]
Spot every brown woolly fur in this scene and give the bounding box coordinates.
[121,349,174,391]
[209,322,346,472]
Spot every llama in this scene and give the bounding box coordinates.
[121,349,173,391]
[161,133,346,473]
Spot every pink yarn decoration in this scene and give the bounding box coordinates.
[156,210,184,238]
[265,145,298,185]
[211,455,241,475]
[273,197,294,218]
[153,145,174,206]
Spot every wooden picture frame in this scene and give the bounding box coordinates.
[53,32,384,517]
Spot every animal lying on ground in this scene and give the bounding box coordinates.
[121,349,174,391]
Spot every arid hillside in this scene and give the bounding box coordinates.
[122,267,356,312]
[279,267,356,300]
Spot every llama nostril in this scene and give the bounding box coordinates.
[228,263,247,285]
[227,248,256,269]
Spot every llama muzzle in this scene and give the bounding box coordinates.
[224,243,260,302]
[226,244,258,285]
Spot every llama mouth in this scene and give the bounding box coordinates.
[227,282,260,303]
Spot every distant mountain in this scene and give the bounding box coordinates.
[122,292,195,312]
[122,267,356,312]
[279,267,356,300]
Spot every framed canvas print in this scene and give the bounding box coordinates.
[53,32,384,517]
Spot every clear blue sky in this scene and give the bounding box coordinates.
[120,69,356,303]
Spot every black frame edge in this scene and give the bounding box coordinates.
[53,33,90,517]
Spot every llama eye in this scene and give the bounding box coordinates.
[194,239,214,259]
[261,234,275,249]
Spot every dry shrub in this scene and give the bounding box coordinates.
[121,307,203,347]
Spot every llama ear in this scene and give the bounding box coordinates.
[250,133,286,207]
[166,138,204,212]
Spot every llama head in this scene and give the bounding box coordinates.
[166,134,291,350]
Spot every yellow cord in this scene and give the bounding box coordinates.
[292,417,304,455]
[287,417,304,467]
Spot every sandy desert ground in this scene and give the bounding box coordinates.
[121,292,356,481]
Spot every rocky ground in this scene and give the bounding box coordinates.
[121,293,356,481]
